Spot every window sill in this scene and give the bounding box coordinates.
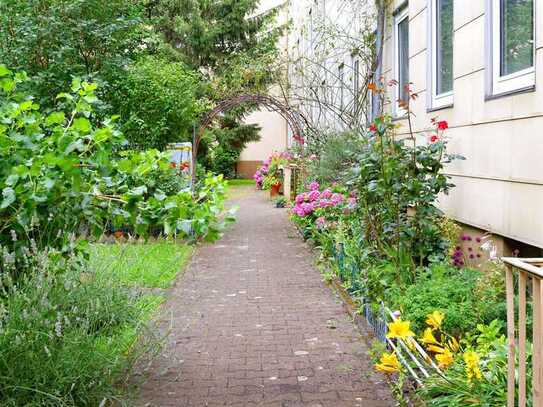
[427,103,453,113]
[485,85,535,102]
[392,114,408,122]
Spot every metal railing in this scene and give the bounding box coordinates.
[502,257,543,407]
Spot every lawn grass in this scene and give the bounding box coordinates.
[90,240,193,289]
[226,178,255,186]
[226,179,256,200]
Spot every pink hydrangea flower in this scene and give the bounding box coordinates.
[321,188,332,199]
[309,181,320,191]
[319,199,332,208]
[308,190,320,202]
[331,193,344,205]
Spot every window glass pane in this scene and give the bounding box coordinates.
[436,0,453,94]
[398,17,409,101]
[500,0,534,76]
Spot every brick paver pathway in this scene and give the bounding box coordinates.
[136,188,394,406]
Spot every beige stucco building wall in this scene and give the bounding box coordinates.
[237,0,289,179]
[381,0,543,249]
[238,109,288,178]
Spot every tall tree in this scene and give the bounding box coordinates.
[147,0,283,175]
[0,0,144,107]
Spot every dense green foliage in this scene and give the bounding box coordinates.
[146,0,281,174]
[0,68,230,278]
[0,68,233,404]
[392,267,503,336]
[112,56,201,150]
[0,0,144,107]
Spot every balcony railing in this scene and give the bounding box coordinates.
[502,257,543,407]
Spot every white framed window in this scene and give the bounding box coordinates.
[394,7,409,116]
[488,0,535,96]
[428,0,454,108]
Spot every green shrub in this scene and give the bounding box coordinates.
[393,265,502,336]
[0,253,157,406]
[0,67,233,278]
[113,56,201,150]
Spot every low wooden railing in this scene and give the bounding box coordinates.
[503,257,543,407]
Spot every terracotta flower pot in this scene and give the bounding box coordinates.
[270,183,281,199]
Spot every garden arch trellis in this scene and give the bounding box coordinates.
[192,94,307,184]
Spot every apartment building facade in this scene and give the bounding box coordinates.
[285,0,542,253]
[380,0,543,252]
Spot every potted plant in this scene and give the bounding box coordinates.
[263,174,281,198]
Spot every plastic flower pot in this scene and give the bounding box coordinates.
[270,183,282,199]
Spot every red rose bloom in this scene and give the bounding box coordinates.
[437,120,448,130]
[369,124,377,132]
[430,134,439,143]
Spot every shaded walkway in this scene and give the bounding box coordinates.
[136,187,393,406]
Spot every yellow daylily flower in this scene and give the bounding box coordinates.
[426,311,445,330]
[427,344,446,354]
[386,319,415,340]
[436,348,454,369]
[464,351,482,381]
[375,352,400,374]
[447,337,460,352]
[421,328,438,345]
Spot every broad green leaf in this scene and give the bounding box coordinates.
[0,65,11,77]
[46,112,65,125]
[1,187,15,209]
[72,117,91,133]
[5,174,19,186]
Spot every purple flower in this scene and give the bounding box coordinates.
[309,181,320,191]
[295,194,305,204]
[476,237,482,243]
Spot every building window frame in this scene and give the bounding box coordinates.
[394,6,409,117]
[427,0,454,109]
[486,0,536,97]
